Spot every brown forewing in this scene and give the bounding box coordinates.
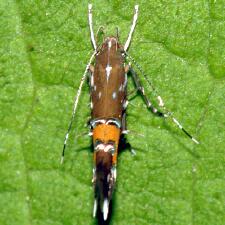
[91,42,125,121]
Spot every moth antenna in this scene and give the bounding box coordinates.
[88,4,97,50]
[61,52,96,164]
[124,5,139,52]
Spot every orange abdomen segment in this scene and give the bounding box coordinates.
[93,124,121,165]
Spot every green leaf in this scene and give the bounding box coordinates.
[0,1,224,225]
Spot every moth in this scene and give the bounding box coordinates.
[61,4,199,221]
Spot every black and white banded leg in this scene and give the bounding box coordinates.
[129,67,199,144]
[129,67,165,117]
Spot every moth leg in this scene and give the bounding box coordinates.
[129,67,199,144]
[61,52,96,164]
[115,27,119,41]
[96,26,105,47]
[127,89,138,99]
[88,65,94,90]
[89,64,94,73]
[120,112,136,156]
[129,67,165,117]
[88,4,97,50]
[125,64,141,98]
[124,5,139,52]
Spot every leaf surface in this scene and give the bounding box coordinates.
[0,1,224,225]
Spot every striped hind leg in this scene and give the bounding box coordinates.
[129,67,199,144]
